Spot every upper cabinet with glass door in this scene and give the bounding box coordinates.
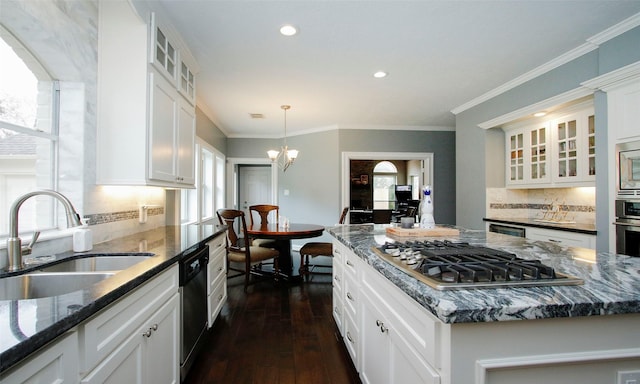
[551,104,595,184]
[504,100,594,188]
[505,122,550,186]
[151,14,197,105]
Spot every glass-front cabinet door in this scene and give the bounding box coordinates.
[508,130,524,184]
[551,106,595,184]
[556,117,578,180]
[530,125,548,183]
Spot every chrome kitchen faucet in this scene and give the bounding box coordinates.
[6,190,83,272]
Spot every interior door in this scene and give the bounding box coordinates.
[238,166,273,220]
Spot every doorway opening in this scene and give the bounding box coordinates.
[342,152,433,224]
[226,158,278,216]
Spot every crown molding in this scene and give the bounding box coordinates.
[478,87,593,130]
[581,61,640,91]
[452,12,640,116]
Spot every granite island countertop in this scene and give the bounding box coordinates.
[0,224,226,374]
[327,224,639,324]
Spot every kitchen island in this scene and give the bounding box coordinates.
[328,224,640,384]
[0,224,226,380]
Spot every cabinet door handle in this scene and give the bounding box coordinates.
[142,329,152,338]
[334,275,340,282]
[346,260,354,267]
[346,331,354,344]
[376,320,388,334]
[218,266,224,272]
[151,323,158,331]
[346,292,354,301]
[218,294,223,301]
[548,239,561,243]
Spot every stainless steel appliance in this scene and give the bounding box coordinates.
[616,140,640,197]
[179,244,209,381]
[488,223,526,238]
[374,240,582,290]
[614,199,640,257]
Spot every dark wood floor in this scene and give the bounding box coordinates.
[183,272,361,384]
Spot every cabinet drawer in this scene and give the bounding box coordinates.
[207,234,225,255]
[343,273,359,319]
[343,249,361,280]
[332,240,344,263]
[526,227,595,249]
[343,311,359,371]
[208,277,227,328]
[207,250,226,295]
[81,265,179,374]
[332,258,343,295]
[332,290,344,336]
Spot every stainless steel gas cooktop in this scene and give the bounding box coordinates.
[374,240,583,290]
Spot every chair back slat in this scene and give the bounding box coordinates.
[249,205,279,226]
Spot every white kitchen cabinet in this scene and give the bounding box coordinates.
[207,232,227,327]
[526,227,595,249]
[504,102,594,188]
[333,243,440,384]
[332,241,344,335]
[81,265,180,384]
[0,331,78,384]
[506,123,550,186]
[97,1,196,188]
[148,71,195,186]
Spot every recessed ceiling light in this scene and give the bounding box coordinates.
[533,111,547,117]
[373,71,387,78]
[280,25,297,36]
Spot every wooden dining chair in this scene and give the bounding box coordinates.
[249,204,279,248]
[298,207,349,280]
[217,209,280,291]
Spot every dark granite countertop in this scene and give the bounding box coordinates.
[328,224,639,324]
[0,224,226,374]
[483,217,597,235]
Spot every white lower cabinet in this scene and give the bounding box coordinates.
[81,265,180,384]
[206,232,227,327]
[333,243,440,384]
[81,293,179,384]
[1,265,180,384]
[0,331,79,384]
[526,227,595,249]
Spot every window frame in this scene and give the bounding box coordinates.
[0,30,60,236]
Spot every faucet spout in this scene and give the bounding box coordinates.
[6,190,83,272]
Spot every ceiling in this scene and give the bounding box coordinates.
[140,1,640,138]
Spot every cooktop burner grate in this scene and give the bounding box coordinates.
[374,240,583,290]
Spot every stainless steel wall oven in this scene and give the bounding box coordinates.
[616,140,640,198]
[614,199,640,257]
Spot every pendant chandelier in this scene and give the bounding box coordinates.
[267,105,299,172]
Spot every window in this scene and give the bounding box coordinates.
[373,161,397,209]
[181,139,225,225]
[0,32,58,236]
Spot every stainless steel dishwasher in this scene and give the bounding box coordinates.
[179,244,209,381]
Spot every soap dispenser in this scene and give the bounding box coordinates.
[73,218,93,252]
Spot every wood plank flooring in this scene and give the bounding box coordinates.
[183,272,361,384]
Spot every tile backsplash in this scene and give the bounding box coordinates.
[486,187,596,224]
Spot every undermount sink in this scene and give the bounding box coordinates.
[35,254,153,273]
[0,272,115,300]
[0,254,154,300]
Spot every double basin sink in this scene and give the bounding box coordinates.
[0,254,153,301]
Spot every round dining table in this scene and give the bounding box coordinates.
[247,222,325,281]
